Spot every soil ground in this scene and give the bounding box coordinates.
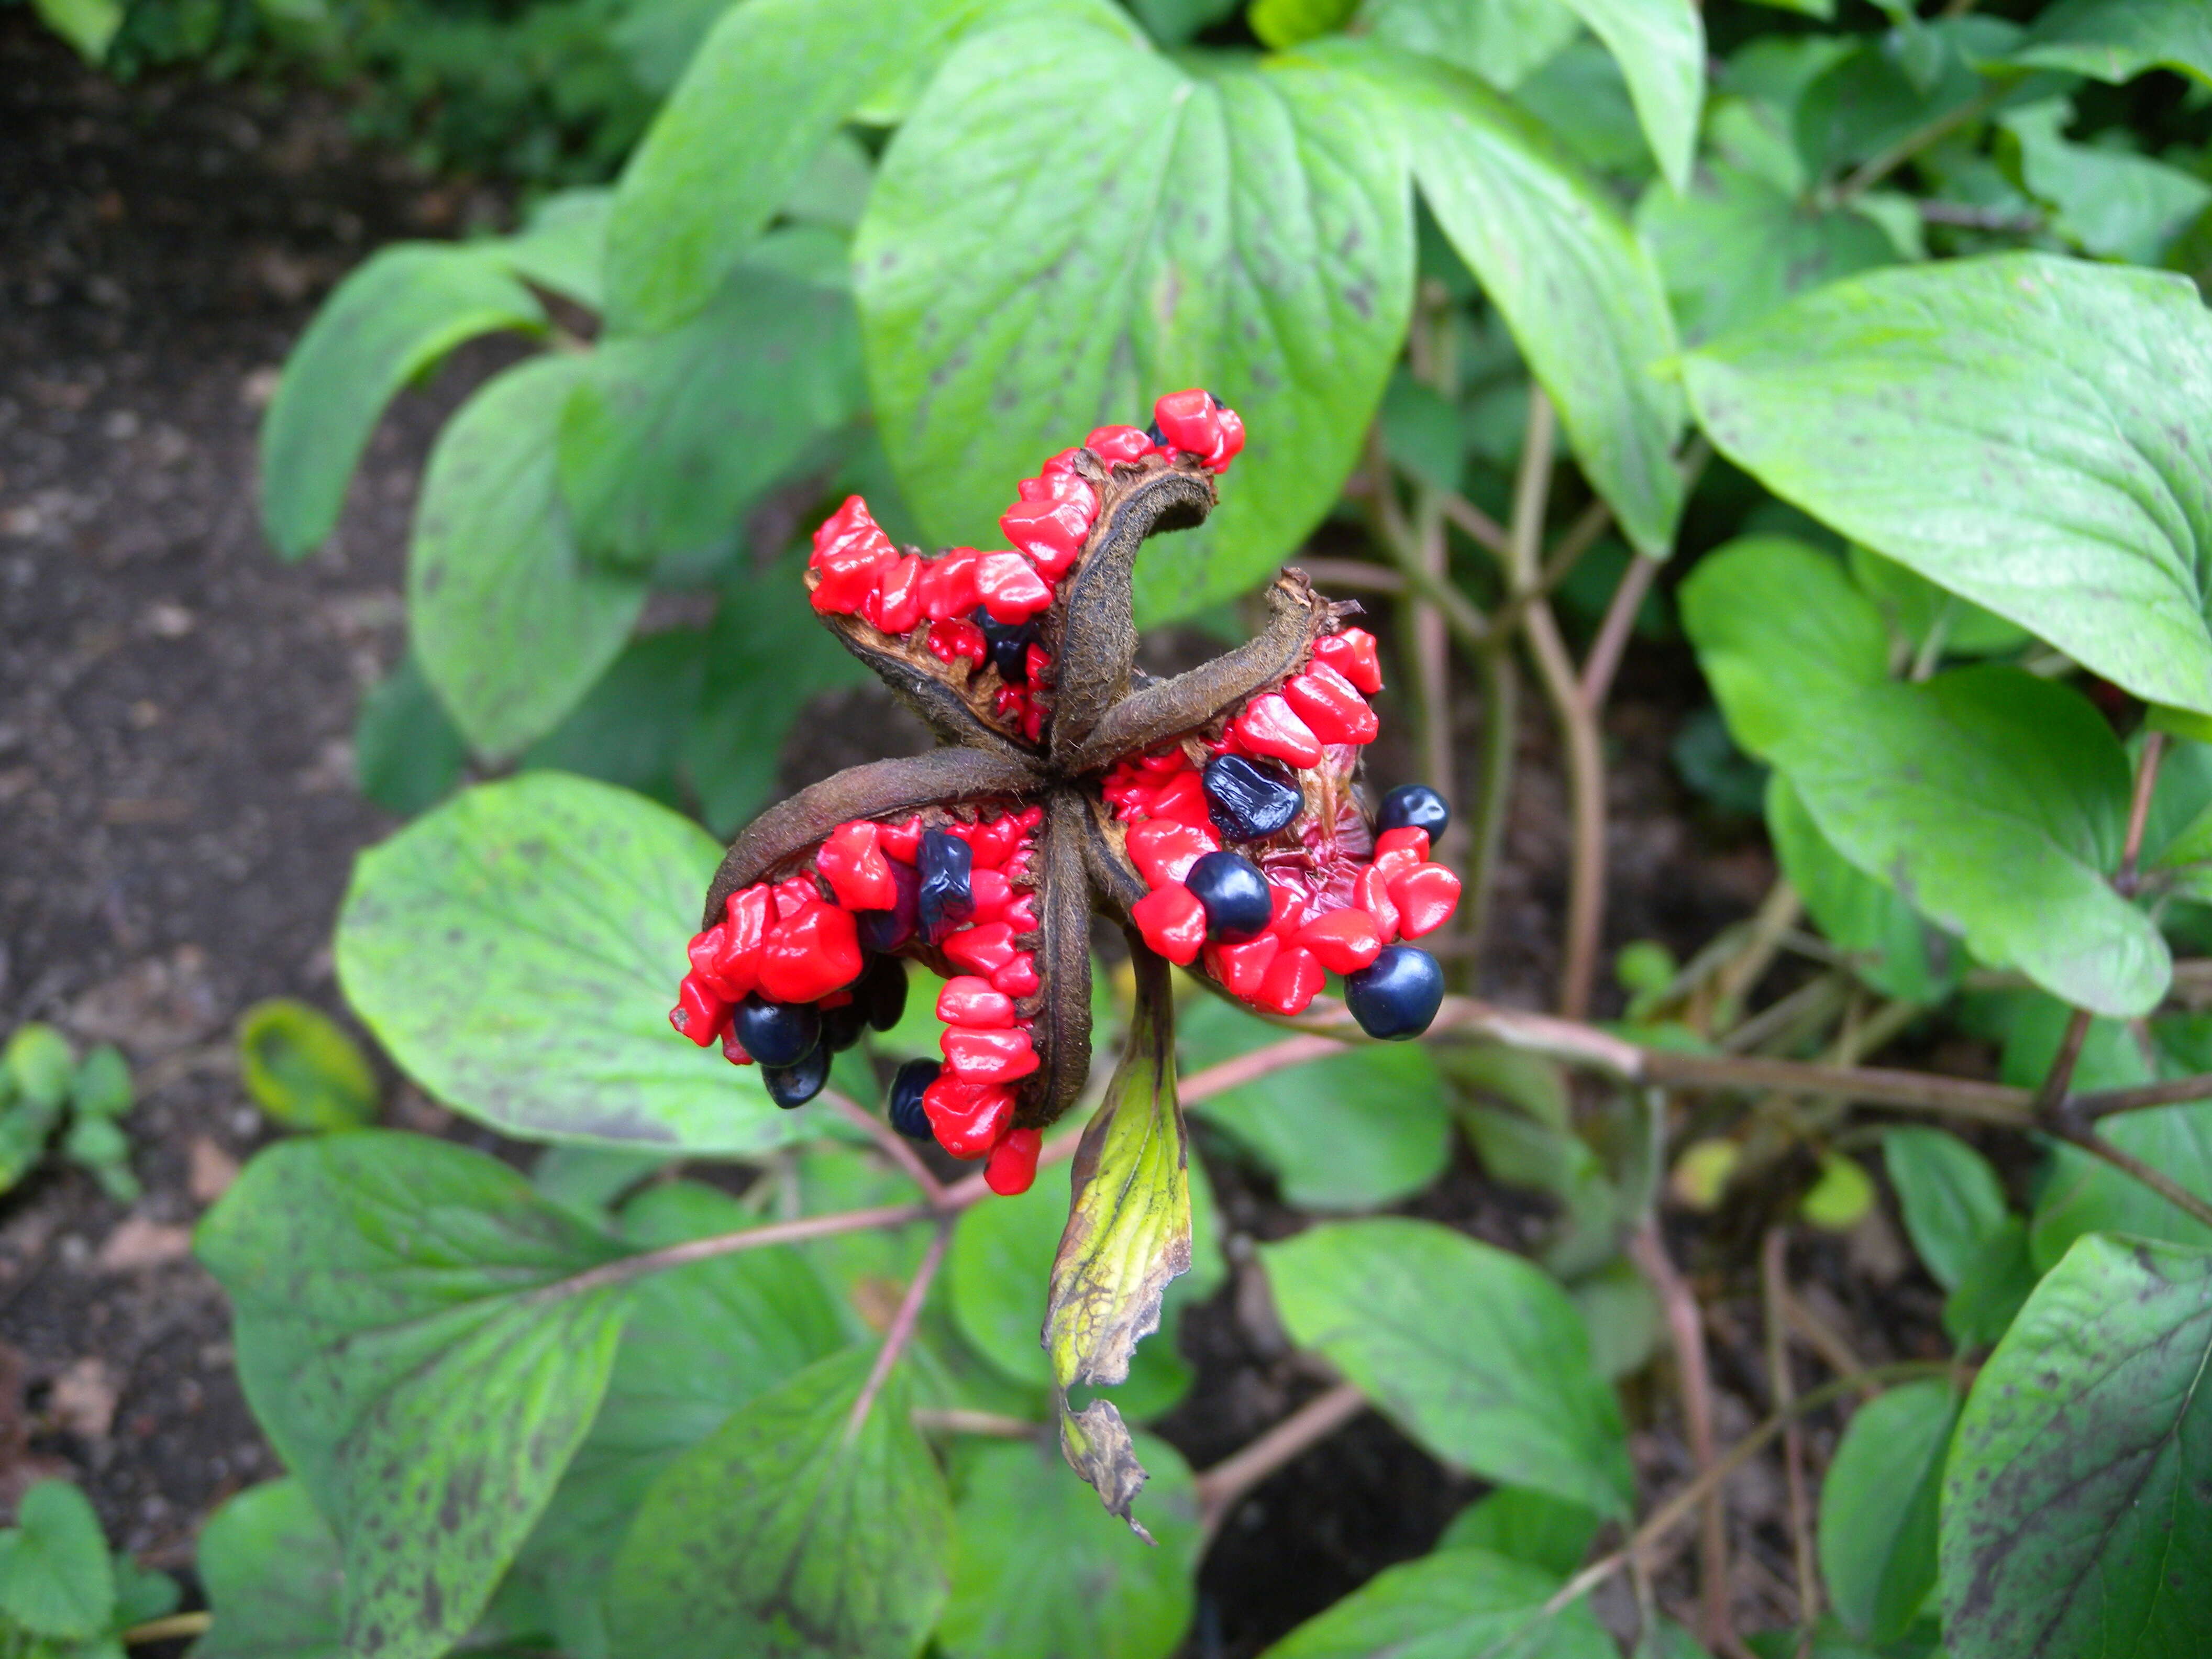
[0,17,1901,1653]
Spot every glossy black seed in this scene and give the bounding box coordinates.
[918,828,975,944]
[1186,850,1272,943]
[822,999,868,1053]
[1344,945,1445,1041]
[857,860,920,954]
[762,1044,832,1108]
[1202,753,1304,842]
[971,607,1039,684]
[1378,784,1450,842]
[888,1058,940,1140]
[858,953,908,1032]
[1145,419,1165,446]
[733,995,820,1067]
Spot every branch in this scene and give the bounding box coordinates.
[826,1088,947,1204]
[2117,729,2166,892]
[1761,1230,1819,1632]
[1524,598,1606,1021]
[1837,84,2005,202]
[1629,1219,1732,1651]
[847,1220,952,1440]
[911,1407,1041,1438]
[2076,1073,2212,1119]
[1578,552,1658,711]
[1193,1380,1369,1545]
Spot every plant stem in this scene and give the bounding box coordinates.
[1508,390,1556,594]
[1525,599,1607,1020]
[1709,880,1805,1031]
[825,1088,947,1203]
[1762,1230,1820,1635]
[911,1407,1041,1438]
[124,1612,213,1645]
[545,1200,942,1299]
[1545,1362,1961,1622]
[2077,1074,2212,1119]
[1540,496,1616,590]
[1628,1219,1733,1652]
[1579,552,1657,710]
[846,1220,952,1441]
[2118,729,2167,891]
[1413,491,1464,867]
[1837,83,2006,202]
[1440,490,1512,562]
[1464,645,1520,952]
[1193,1380,1369,1545]
[2047,1119,2212,1233]
[1296,557,1406,594]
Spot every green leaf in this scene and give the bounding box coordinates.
[1681,254,2212,723]
[1942,1215,2038,1351]
[1553,0,1704,191]
[1819,1380,1957,1644]
[1635,163,1897,349]
[196,1133,629,1659]
[5,1023,76,1112]
[32,0,121,60]
[1768,775,1959,1005]
[2009,0,2212,87]
[409,356,649,760]
[1357,0,1581,92]
[499,188,615,313]
[1260,1545,1616,1659]
[235,998,379,1133]
[1185,992,1452,1208]
[857,18,1411,625]
[337,772,805,1152]
[1045,961,1193,1532]
[523,629,707,808]
[1437,1487,1603,1577]
[1882,1127,2008,1293]
[1846,545,2031,663]
[940,1433,1199,1659]
[355,649,468,818]
[1352,43,1685,557]
[194,1480,345,1659]
[559,260,861,568]
[1999,99,2212,265]
[1262,1219,1635,1518]
[606,0,999,331]
[1130,0,1241,46]
[1940,1235,2212,1659]
[261,246,546,559]
[0,1480,115,1640]
[68,1046,131,1120]
[2031,1102,2212,1266]
[605,1346,952,1659]
[1249,0,1357,49]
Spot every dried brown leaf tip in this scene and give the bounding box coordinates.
[669,391,1460,1195]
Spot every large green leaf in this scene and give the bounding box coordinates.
[2000,100,2212,266]
[857,16,1411,625]
[1681,255,2212,722]
[194,1481,346,1659]
[1350,43,1685,557]
[605,1346,952,1659]
[560,259,862,567]
[1941,1235,2212,1659]
[1635,162,1896,348]
[31,0,120,60]
[939,1433,1199,1659]
[1262,1219,1635,1518]
[0,1480,113,1640]
[1768,775,1959,1005]
[195,1133,629,1659]
[1260,1545,1616,1659]
[1819,1380,1959,1645]
[336,771,802,1152]
[1358,0,1581,91]
[261,245,547,560]
[1882,1127,2009,1294]
[1555,0,1704,191]
[409,356,648,760]
[2009,0,2212,86]
[1438,1487,1603,1578]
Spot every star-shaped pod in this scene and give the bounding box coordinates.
[670,391,1460,1197]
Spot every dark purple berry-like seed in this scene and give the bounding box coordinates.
[1145,419,1165,446]
[1185,849,1271,942]
[1203,753,1304,842]
[1378,784,1450,841]
[762,1044,832,1108]
[889,1058,939,1140]
[857,860,921,954]
[858,953,908,1032]
[1344,945,1444,1041]
[971,607,1038,684]
[822,999,868,1053]
[734,995,820,1067]
[918,828,975,944]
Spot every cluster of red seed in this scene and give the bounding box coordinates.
[806,390,1246,743]
[1108,626,1461,1016]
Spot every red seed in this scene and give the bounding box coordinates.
[721,1026,755,1066]
[992,952,1041,997]
[1375,825,1431,862]
[1131,883,1208,965]
[1313,627,1383,693]
[1138,746,1189,774]
[961,814,1023,868]
[1145,769,1211,828]
[1086,424,1154,463]
[1206,405,1245,472]
[1355,865,1401,942]
[975,552,1054,622]
[811,494,879,557]
[1021,701,1048,743]
[1254,945,1324,1015]
[1125,816,1221,888]
[670,971,732,1047]
[758,902,864,1003]
[927,617,988,668]
[937,975,1015,1028]
[861,554,924,636]
[1024,644,1053,685]
[1038,448,1082,479]
[1266,881,1309,938]
[808,497,898,613]
[1153,388,1221,458]
[879,816,924,864]
[1297,909,1385,972]
[969,867,1013,921]
[918,547,983,621]
[687,924,748,1001]
[1016,471,1099,513]
[922,1076,1015,1159]
[985,1127,1043,1196]
[771,877,820,920]
[1001,893,1039,932]
[942,1025,1038,1083]
[1389,864,1462,938]
[1015,805,1045,830]
[1283,665,1378,745]
[1205,931,1280,998]
[816,821,897,911]
[944,921,1018,976]
[1000,496,1093,579]
[1231,693,1324,767]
